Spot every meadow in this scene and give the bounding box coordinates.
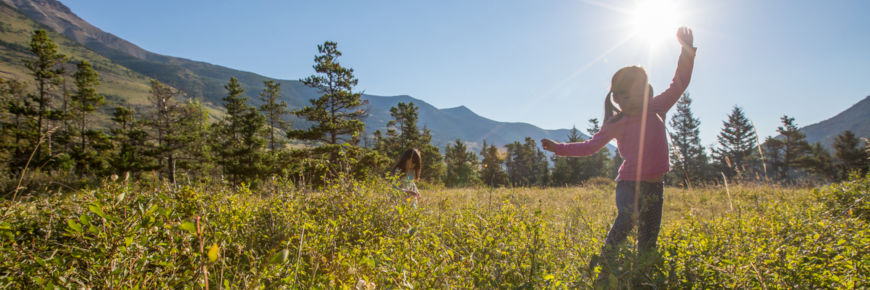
[1,174,867,289]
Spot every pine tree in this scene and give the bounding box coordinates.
[171,99,214,180]
[444,139,479,187]
[833,130,868,179]
[288,41,365,146]
[70,60,105,176]
[110,106,157,177]
[772,115,811,182]
[375,102,444,183]
[144,80,210,183]
[23,30,67,160]
[145,80,175,182]
[258,80,289,151]
[804,142,834,181]
[389,102,420,147]
[668,93,709,187]
[417,127,445,183]
[0,78,12,172]
[1,79,35,171]
[712,106,757,180]
[506,137,548,186]
[580,119,611,180]
[550,126,585,186]
[479,140,509,187]
[215,77,267,184]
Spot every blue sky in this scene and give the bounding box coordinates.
[60,0,870,145]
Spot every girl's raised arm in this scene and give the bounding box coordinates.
[651,27,697,113]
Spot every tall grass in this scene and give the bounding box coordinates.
[1,175,867,288]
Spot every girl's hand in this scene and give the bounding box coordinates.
[540,138,558,152]
[677,27,693,48]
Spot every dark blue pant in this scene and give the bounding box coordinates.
[604,180,664,254]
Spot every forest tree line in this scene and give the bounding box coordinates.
[2,31,868,195]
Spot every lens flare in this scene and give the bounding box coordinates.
[630,0,681,45]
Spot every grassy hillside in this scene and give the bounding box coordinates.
[0,3,151,104]
[0,3,224,123]
[1,174,866,288]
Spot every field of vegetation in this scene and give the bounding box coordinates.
[1,174,866,289]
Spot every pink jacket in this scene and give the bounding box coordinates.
[550,47,697,181]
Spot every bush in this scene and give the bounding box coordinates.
[1,176,867,288]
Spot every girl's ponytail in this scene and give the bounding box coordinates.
[604,90,619,123]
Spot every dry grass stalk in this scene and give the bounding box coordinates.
[12,126,58,202]
[721,172,733,211]
[749,120,768,182]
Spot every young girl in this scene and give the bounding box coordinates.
[390,148,422,202]
[541,27,696,271]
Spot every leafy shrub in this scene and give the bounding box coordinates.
[1,175,867,288]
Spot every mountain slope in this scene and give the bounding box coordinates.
[0,2,153,104]
[3,0,589,152]
[801,95,870,148]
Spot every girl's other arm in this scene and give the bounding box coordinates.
[651,27,697,113]
[541,126,615,157]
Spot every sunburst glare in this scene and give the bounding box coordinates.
[630,0,682,46]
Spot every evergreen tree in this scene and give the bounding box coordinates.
[110,106,156,178]
[668,93,709,187]
[0,78,11,172]
[171,99,214,180]
[215,77,267,184]
[70,60,105,176]
[258,80,289,151]
[550,126,585,186]
[145,80,175,182]
[1,79,35,171]
[389,102,420,147]
[762,136,784,180]
[479,140,509,187]
[144,80,210,183]
[580,119,611,180]
[23,30,67,160]
[804,142,834,181]
[833,130,869,179]
[771,115,811,182]
[375,102,444,183]
[505,137,549,186]
[288,41,365,146]
[444,139,479,187]
[416,127,445,183]
[712,106,757,180]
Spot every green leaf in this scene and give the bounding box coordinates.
[208,243,220,262]
[180,222,197,234]
[270,249,289,265]
[67,220,82,233]
[125,236,133,247]
[89,204,107,219]
[79,214,91,226]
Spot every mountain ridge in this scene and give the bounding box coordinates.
[2,0,595,152]
[801,95,870,148]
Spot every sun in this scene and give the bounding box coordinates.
[630,0,682,45]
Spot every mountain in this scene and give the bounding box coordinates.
[801,95,870,148]
[1,0,590,152]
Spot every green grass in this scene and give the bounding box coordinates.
[1,175,867,288]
